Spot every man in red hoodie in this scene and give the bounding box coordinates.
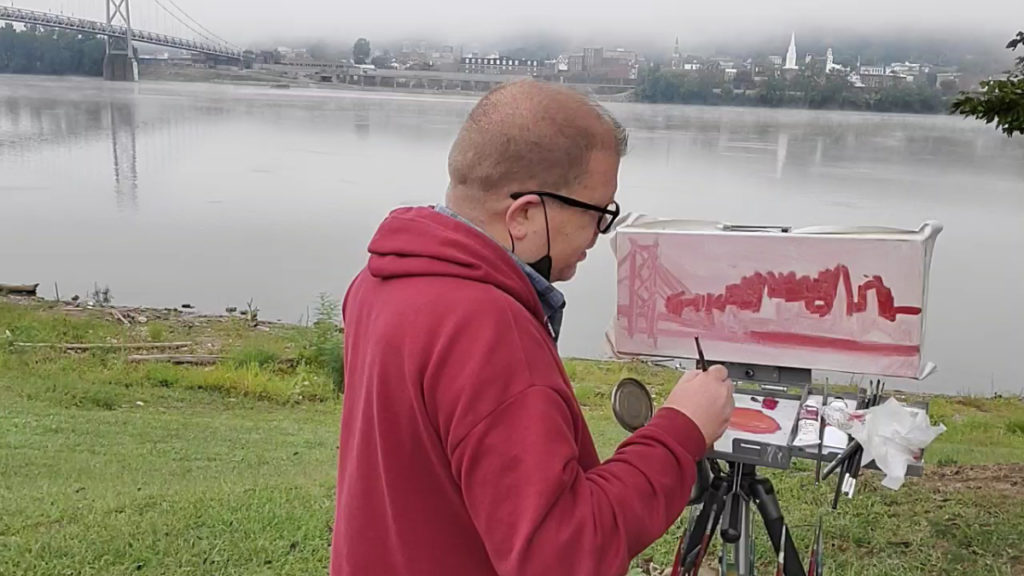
[332,79,735,576]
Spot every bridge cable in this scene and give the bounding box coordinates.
[161,0,236,49]
[150,0,237,49]
[150,0,222,46]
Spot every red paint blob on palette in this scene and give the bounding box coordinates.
[729,407,782,435]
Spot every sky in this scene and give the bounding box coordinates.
[12,0,1024,54]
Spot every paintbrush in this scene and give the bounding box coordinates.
[807,514,818,576]
[809,512,824,576]
[822,439,860,480]
[842,380,874,495]
[688,502,718,576]
[831,459,844,509]
[847,379,884,497]
[775,524,787,576]
[815,378,828,485]
[694,337,708,372]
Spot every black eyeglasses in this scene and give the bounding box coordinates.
[510,191,620,234]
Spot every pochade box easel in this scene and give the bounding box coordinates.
[603,216,944,576]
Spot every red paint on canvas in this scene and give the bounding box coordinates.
[664,265,921,322]
[747,331,920,356]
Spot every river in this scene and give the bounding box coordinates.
[1,75,1022,396]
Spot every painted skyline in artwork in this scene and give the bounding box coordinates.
[613,227,938,378]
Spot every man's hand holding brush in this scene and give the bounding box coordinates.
[664,364,735,448]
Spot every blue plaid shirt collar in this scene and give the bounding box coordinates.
[434,204,565,343]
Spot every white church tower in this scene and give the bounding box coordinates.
[784,32,798,69]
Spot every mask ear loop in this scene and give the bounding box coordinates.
[539,197,550,256]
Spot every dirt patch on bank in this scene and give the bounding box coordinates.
[926,464,1024,497]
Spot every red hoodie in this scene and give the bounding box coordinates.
[331,206,708,576]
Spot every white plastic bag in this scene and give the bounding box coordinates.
[822,398,946,490]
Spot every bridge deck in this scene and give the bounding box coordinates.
[0,6,241,60]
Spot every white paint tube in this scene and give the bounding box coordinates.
[792,397,822,446]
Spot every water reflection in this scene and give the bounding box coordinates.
[776,131,788,179]
[110,101,138,211]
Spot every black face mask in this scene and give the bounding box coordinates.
[510,197,553,282]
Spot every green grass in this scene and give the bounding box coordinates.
[2,299,1023,575]
[0,387,340,576]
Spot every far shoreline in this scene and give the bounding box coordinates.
[0,68,968,117]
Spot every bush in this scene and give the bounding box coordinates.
[298,293,344,395]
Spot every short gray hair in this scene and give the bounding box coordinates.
[447,80,629,195]
[591,101,629,157]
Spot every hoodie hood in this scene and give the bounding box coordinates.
[366,206,545,323]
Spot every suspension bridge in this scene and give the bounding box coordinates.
[0,0,244,81]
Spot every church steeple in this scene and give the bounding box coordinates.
[784,32,798,69]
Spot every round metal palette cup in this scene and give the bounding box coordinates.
[611,377,654,433]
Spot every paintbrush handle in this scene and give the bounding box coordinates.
[822,440,860,479]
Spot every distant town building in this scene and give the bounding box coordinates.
[889,62,922,75]
[583,47,604,71]
[935,72,962,89]
[858,67,913,88]
[769,55,783,67]
[460,56,541,75]
[556,54,570,72]
[568,54,584,73]
[552,46,640,82]
[431,45,460,72]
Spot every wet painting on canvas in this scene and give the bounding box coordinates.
[613,228,936,378]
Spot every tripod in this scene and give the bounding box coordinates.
[674,460,805,576]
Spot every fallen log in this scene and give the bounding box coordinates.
[0,283,39,295]
[110,309,131,326]
[127,354,222,366]
[13,342,193,351]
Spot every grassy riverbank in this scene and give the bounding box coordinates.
[2,297,1023,575]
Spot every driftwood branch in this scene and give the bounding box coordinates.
[126,354,222,365]
[0,283,39,295]
[110,309,131,326]
[13,342,193,351]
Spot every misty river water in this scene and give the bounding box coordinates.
[1,75,1022,395]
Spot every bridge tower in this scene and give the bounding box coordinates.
[625,238,662,346]
[103,0,138,81]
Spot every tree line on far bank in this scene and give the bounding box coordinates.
[635,29,1023,137]
[636,66,952,114]
[0,24,106,76]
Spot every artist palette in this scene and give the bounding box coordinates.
[706,376,927,477]
[713,394,800,462]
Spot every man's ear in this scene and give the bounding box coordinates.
[505,195,540,242]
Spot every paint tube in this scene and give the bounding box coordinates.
[792,397,821,446]
[823,398,852,449]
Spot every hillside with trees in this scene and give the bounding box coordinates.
[0,24,106,76]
